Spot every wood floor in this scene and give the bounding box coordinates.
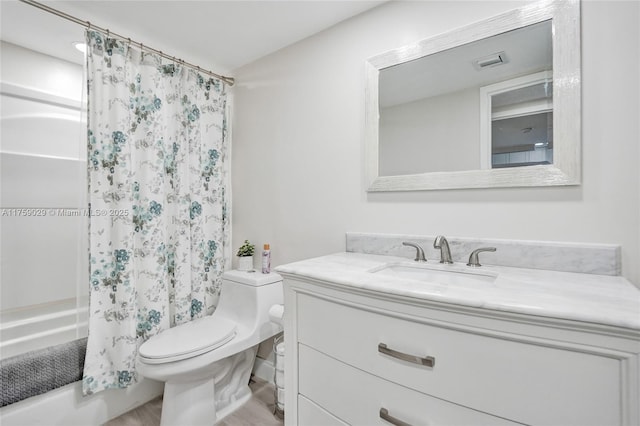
[104,378,284,426]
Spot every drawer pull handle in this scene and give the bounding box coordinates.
[378,343,435,367]
[380,408,413,426]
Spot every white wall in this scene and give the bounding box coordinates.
[231,0,640,287]
[379,87,479,175]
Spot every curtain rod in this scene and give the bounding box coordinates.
[18,0,235,86]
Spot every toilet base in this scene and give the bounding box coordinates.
[158,346,258,426]
[213,384,252,424]
[161,377,216,426]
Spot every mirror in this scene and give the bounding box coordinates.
[365,0,580,191]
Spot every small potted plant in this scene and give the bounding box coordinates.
[236,240,255,271]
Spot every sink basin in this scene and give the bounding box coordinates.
[370,262,497,286]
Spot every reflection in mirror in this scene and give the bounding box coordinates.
[492,111,553,168]
[379,20,552,176]
[480,69,554,169]
[365,0,581,191]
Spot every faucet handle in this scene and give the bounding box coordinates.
[467,247,496,267]
[402,241,427,262]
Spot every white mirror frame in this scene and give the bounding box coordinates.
[365,0,581,192]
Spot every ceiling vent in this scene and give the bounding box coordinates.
[474,51,508,70]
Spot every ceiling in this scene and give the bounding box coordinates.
[0,0,385,76]
[379,20,552,107]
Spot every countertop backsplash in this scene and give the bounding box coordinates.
[346,232,621,276]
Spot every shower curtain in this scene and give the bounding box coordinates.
[81,30,229,395]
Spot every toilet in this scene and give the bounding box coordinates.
[137,270,283,426]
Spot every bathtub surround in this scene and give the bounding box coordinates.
[82,30,230,395]
[346,232,621,276]
[0,42,88,360]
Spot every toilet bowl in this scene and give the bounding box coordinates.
[136,270,283,426]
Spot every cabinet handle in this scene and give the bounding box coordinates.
[380,408,413,426]
[378,343,435,367]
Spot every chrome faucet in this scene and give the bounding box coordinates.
[467,247,496,267]
[433,235,453,264]
[402,241,426,262]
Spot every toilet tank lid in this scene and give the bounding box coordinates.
[223,270,283,286]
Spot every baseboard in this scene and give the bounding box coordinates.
[252,356,275,385]
[0,378,163,426]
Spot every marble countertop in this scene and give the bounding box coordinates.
[275,252,640,331]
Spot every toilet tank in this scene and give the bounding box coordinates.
[222,270,283,287]
[216,270,283,334]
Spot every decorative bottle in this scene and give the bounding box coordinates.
[262,244,271,274]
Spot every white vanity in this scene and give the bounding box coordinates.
[276,244,640,426]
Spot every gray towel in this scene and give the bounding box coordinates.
[1,337,87,407]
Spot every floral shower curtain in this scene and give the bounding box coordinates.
[82,30,229,395]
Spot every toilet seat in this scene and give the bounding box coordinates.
[139,316,237,364]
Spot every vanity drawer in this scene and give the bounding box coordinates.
[298,394,348,426]
[297,293,622,426]
[299,344,519,426]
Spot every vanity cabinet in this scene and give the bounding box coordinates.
[282,277,640,426]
